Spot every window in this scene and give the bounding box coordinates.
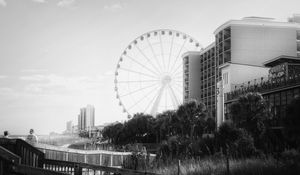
[223,72,229,85]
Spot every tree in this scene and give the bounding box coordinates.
[217,122,256,158]
[229,92,269,140]
[176,99,208,139]
[154,110,177,143]
[284,95,300,148]
[102,122,123,144]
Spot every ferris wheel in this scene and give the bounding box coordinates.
[115,29,202,118]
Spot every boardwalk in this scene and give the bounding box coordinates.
[35,143,156,168]
[0,138,160,175]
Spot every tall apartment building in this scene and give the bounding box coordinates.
[183,51,202,103]
[183,15,300,120]
[78,104,95,131]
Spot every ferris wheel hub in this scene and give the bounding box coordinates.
[161,75,172,86]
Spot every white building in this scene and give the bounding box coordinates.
[78,104,95,131]
[66,121,73,133]
[182,14,300,127]
[183,51,202,102]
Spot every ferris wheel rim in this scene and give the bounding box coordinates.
[114,29,202,118]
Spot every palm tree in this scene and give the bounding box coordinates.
[229,92,269,140]
[176,99,208,139]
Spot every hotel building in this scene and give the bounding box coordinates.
[183,15,300,124]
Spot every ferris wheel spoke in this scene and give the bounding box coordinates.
[150,85,165,116]
[169,38,187,74]
[173,82,183,93]
[119,67,158,79]
[146,37,164,73]
[172,75,183,80]
[135,45,162,74]
[125,54,160,77]
[173,80,184,83]
[119,83,159,98]
[167,87,177,109]
[117,80,159,84]
[143,87,160,114]
[168,85,179,108]
[171,85,183,102]
[172,70,183,77]
[171,64,183,77]
[127,84,161,110]
[167,34,175,72]
[159,33,166,70]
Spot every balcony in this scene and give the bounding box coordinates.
[225,74,300,102]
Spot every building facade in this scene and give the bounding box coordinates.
[183,15,300,122]
[221,56,300,127]
[66,121,73,133]
[183,51,202,103]
[78,104,95,131]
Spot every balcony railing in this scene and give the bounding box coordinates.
[225,74,300,102]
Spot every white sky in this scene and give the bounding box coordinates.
[0,0,299,135]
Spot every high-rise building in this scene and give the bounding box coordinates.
[183,51,202,103]
[183,15,300,121]
[66,121,73,133]
[77,105,95,131]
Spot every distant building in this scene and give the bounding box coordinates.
[78,104,95,131]
[66,121,73,133]
[183,14,300,122]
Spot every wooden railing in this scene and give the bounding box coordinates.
[0,138,44,168]
[43,158,159,175]
[0,145,65,175]
[0,138,160,175]
[36,143,156,168]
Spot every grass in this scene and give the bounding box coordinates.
[153,157,300,175]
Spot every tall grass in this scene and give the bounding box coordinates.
[153,157,300,175]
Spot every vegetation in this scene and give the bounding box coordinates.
[101,93,300,174]
[102,99,214,146]
[154,157,300,175]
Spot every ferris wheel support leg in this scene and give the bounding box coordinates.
[150,85,165,117]
[168,85,179,107]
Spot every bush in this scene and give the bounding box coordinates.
[217,122,256,158]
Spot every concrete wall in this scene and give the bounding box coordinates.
[231,25,297,66]
[221,63,269,94]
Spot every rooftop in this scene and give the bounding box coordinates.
[263,55,300,67]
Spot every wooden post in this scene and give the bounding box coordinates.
[74,163,82,175]
[99,153,102,166]
[110,154,113,167]
[226,156,230,175]
[226,144,230,175]
[121,154,124,167]
[65,152,68,161]
[177,159,180,175]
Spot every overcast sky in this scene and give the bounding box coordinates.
[0,0,299,135]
